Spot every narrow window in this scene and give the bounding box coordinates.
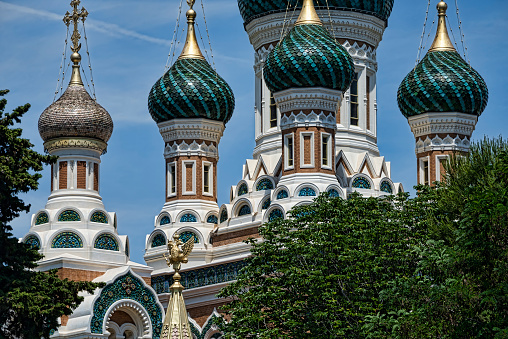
[168,163,176,195]
[350,72,359,126]
[204,164,210,193]
[270,93,277,128]
[423,160,429,186]
[285,134,294,169]
[366,76,371,131]
[322,134,330,167]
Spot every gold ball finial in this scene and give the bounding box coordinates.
[70,52,81,64]
[437,1,448,14]
[186,9,196,21]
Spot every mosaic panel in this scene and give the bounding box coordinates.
[160,215,171,225]
[35,212,49,225]
[91,272,163,338]
[352,177,372,189]
[262,198,271,210]
[94,234,119,251]
[298,187,316,197]
[24,235,40,250]
[90,211,108,224]
[151,234,166,248]
[269,209,284,222]
[237,183,248,196]
[207,215,218,224]
[220,209,228,223]
[179,231,199,244]
[256,178,274,191]
[238,205,251,216]
[277,190,289,199]
[58,210,80,222]
[398,50,488,118]
[180,213,197,223]
[380,181,393,194]
[328,189,340,198]
[51,231,83,248]
[151,260,248,294]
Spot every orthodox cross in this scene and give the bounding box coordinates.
[63,0,88,53]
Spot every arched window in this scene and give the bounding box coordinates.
[35,212,49,225]
[90,211,108,224]
[24,235,40,250]
[180,213,197,223]
[352,177,372,189]
[269,209,284,222]
[179,231,199,244]
[328,189,340,198]
[220,209,228,223]
[298,187,316,197]
[238,205,251,216]
[58,210,80,222]
[51,232,83,248]
[160,215,171,225]
[151,234,166,248]
[380,181,393,194]
[125,242,130,257]
[277,190,289,200]
[256,178,274,191]
[94,234,119,251]
[237,183,248,196]
[207,215,218,224]
[262,198,271,210]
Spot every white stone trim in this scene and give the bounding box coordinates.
[273,87,342,114]
[415,134,471,154]
[158,118,225,144]
[300,131,315,169]
[104,300,151,338]
[181,160,196,196]
[164,140,218,159]
[280,111,337,130]
[408,112,478,138]
[435,154,449,182]
[419,156,430,185]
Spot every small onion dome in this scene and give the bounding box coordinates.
[148,58,235,124]
[39,54,113,143]
[397,2,488,118]
[263,3,355,93]
[238,0,394,25]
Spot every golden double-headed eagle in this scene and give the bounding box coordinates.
[163,234,195,273]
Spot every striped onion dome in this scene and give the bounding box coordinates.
[238,0,394,24]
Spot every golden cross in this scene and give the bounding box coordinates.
[63,0,88,53]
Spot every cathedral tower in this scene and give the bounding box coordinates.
[398,1,488,185]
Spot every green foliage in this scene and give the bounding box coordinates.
[0,90,104,339]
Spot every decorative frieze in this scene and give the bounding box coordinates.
[44,137,107,154]
[164,140,218,159]
[415,134,471,154]
[408,112,478,139]
[280,111,336,130]
[158,118,225,144]
[273,87,342,115]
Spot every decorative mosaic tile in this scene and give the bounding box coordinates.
[352,177,371,189]
[207,215,218,224]
[90,211,108,224]
[238,0,394,24]
[398,51,488,118]
[180,213,197,223]
[380,181,393,194]
[220,209,228,223]
[152,234,166,248]
[58,210,80,222]
[51,231,83,248]
[328,189,340,198]
[269,209,284,222]
[238,205,251,216]
[264,23,355,93]
[262,198,271,210]
[148,58,235,124]
[160,215,171,225]
[298,187,316,197]
[277,190,289,199]
[24,235,40,250]
[256,178,274,191]
[179,231,199,244]
[35,212,49,225]
[238,183,248,196]
[91,272,163,338]
[94,234,119,251]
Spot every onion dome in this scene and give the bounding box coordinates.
[398,1,488,118]
[263,0,355,93]
[238,0,394,25]
[148,5,235,124]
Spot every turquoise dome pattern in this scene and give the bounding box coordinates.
[263,24,355,93]
[238,0,394,24]
[148,58,235,124]
[398,51,488,118]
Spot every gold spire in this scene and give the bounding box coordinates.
[161,234,195,339]
[295,0,322,26]
[178,0,205,60]
[428,1,456,53]
[63,0,88,86]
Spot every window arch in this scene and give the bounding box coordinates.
[298,187,316,197]
[277,189,289,200]
[238,204,251,216]
[180,213,197,223]
[207,215,218,224]
[94,234,119,251]
[256,178,274,191]
[151,233,166,248]
[51,232,83,248]
[179,231,199,244]
[35,212,49,225]
[58,210,80,222]
[160,215,171,226]
[262,198,271,210]
[380,181,393,194]
[90,211,108,224]
[24,235,40,250]
[269,209,284,222]
[220,209,228,223]
[328,189,340,198]
[237,183,248,196]
[352,176,372,189]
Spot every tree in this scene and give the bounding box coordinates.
[0,90,103,339]
[216,191,432,338]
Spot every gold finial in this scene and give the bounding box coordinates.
[161,234,195,339]
[428,1,456,53]
[63,0,88,86]
[178,0,205,60]
[295,0,322,26]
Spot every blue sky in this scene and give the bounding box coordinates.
[2,0,507,264]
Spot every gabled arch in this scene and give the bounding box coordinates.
[379,178,394,194]
[56,208,82,222]
[93,232,120,251]
[325,184,344,199]
[89,209,109,224]
[149,231,167,249]
[219,205,229,224]
[50,230,85,248]
[236,181,249,197]
[157,212,171,226]
[264,205,285,223]
[351,174,373,190]
[233,198,254,217]
[23,233,41,250]
[176,210,200,223]
[254,176,274,191]
[294,183,320,198]
[34,210,49,226]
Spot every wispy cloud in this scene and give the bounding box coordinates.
[0,1,171,46]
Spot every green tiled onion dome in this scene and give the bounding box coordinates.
[263,24,355,93]
[397,51,488,118]
[238,0,394,24]
[148,58,235,124]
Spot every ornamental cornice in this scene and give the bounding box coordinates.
[165,140,219,159]
[43,137,107,154]
[415,134,471,154]
[280,111,337,130]
[273,87,342,114]
[408,112,478,138]
[158,118,225,144]
[246,10,385,51]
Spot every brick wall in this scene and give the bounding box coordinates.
[212,227,259,247]
[93,163,99,191]
[56,268,104,282]
[59,161,67,189]
[187,302,227,328]
[77,161,86,189]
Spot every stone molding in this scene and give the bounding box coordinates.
[415,134,471,154]
[280,111,337,130]
[158,118,225,144]
[164,140,218,159]
[273,87,342,114]
[44,137,107,154]
[408,112,478,138]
